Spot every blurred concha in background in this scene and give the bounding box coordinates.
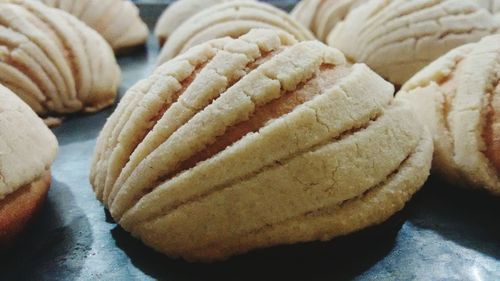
[42,0,149,53]
[291,0,368,42]
[328,0,500,85]
[91,29,432,261]
[0,0,121,115]
[399,35,500,194]
[155,0,237,46]
[156,1,315,64]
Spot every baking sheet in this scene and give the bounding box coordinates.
[0,3,499,280]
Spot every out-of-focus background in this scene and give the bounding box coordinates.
[132,0,299,30]
[131,0,297,3]
[132,0,298,11]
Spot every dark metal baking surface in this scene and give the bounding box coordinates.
[1,3,499,280]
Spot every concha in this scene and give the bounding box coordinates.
[0,84,57,200]
[291,0,368,42]
[328,0,500,85]
[42,0,149,53]
[157,1,315,64]
[91,29,433,261]
[0,83,58,243]
[399,34,500,194]
[154,0,236,45]
[0,0,121,115]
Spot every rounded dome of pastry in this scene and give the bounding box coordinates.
[157,1,315,64]
[0,84,57,200]
[91,29,432,261]
[0,83,57,244]
[399,34,500,194]
[0,0,121,116]
[154,0,236,45]
[328,0,500,85]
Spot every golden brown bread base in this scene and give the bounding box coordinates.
[0,170,51,248]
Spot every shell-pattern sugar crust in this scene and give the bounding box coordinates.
[0,84,57,200]
[42,0,149,52]
[291,0,368,42]
[0,0,121,115]
[399,35,500,194]
[91,29,433,261]
[154,0,237,45]
[156,1,315,64]
[328,0,500,85]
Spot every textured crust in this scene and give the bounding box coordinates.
[0,84,58,200]
[0,84,56,246]
[0,0,120,115]
[156,1,315,64]
[291,0,368,42]
[154,0,237,45]
[176,122,433,261]
[91,29,432,261]
[0,170,51,247]
[328,0,500,85]
[42,0,149,52]
[399,34,500,194]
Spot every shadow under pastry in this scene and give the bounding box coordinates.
[109,203,408,281]
[0,180,93,280]
[408,176,500,260]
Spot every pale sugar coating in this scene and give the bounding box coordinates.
[0,0,120,115]
[0,84,57,200]
[91,29,432,261]
[156,1,315,64]
[328,0,500,85]
[400,34,500,194]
